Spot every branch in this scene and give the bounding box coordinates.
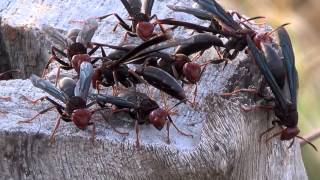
[300,129,320,147]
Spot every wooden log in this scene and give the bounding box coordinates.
[0,18,49,79]
[0,0,308,179]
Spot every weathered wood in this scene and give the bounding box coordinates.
[0,79,308,180]
[0,18,48,79]
[0,20,11,79]
[0,0,307,179]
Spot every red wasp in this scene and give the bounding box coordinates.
[105,0,166,41]
[96,89,193,148]
[41,17,108,84]
[19,62,107,143]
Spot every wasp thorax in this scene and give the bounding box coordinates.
[71,54,91,73]
[183,62,201,84]
[136,22,155,41]
[68,42,87,58]
[72,109,92,130]
[148,108,168,130]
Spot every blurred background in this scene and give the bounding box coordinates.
[222,0,320,179]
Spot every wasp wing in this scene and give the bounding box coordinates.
[261,43,286,89]
[276,27,298,104]
[58,77,77,99]
[76,18,98,47]
[136,38,192,56]
[92,42,136,51]
[30,74,68,103]
[41,24,68,50]
[167,5,213,21]
[94,94,136,109]
[123,38,193,64]
[246,36,288,111]
[193,0,241,31]
[142,0,154,17]
[121,0,141,17]
[128,0,142,12]
[66,28,81,44]
[113,34,171,66]
[74,62,93,102]
[156,18,224,35]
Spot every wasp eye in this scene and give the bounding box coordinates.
[68,42,87,58]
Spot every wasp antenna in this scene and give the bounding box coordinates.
[265,131,282,143]
[167,100,185,113]
[96,13,113,21]
[288,139,295,149]
[240,16,265,23]
[296,135,318,151]
[267,23,291,35]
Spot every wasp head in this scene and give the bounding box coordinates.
[280,127,300,140]
[148,108,168,130]
[71,109,92,130]
[183,62,201,84]
[136,22,155,41]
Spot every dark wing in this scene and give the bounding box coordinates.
[113,34,172,66]
[95,94,136,109]
[174,33,224,55]
[246,36,288,111]
[76,18,99,46]
[137,38,193,56]
[123,38,194,64]
[121,0,134,17]
[193,0,241,31]
[157,18,221,34]
[276,27,297,104]
[261,43,286,89]
[167,5,213,21]
[41,24,68,50]
[92,42,136,51]
[136,51,170,60]
[128,0,142,11]
[142,0,154,17]
[74,62,93,102]
[30,74,68,103]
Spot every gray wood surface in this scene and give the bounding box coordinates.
[0,0,307,179]
[0,18,48,79]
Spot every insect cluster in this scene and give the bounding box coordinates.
[7,0,316,150]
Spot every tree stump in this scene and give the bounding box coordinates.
[0,0,307,179]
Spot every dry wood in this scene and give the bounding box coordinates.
[0,0,308,179]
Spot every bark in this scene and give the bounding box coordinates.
[0,0,307,180]
[0,18,48,79]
